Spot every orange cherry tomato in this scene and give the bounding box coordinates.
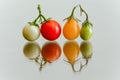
[63,18,80,40]
[63,41,80,64]
[41,42,61,63]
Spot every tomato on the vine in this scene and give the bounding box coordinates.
[22,4,61,41]
[40,20,61,40]
[79,5,93,40]
[63,5,80,40]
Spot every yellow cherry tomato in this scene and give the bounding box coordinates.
[63,18,80,40]
[63,41,80,64]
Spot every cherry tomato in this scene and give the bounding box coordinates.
[63,18,80,40]
[80,41,92,59]
[22,24,40,41]
[80,21,93,40]
[23,42,41,60]
[40,20,61,41]
[41,42,61,63]
[63,41,80,64]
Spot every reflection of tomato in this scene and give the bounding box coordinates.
[23,42,40,60]
[41,42,61,63]
[63,18,80,40]
[80,41,92,59]
[63,41,80,64]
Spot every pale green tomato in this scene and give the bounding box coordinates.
[23,42,41,60]
[80,41,92,59]
[80,21,93,40]
[22,24,40,41]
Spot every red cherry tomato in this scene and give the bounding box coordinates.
[41,42,61,63]
[40,20,61,41]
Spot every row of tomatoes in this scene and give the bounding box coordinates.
[23,41,92,71]
[22,4,93,41]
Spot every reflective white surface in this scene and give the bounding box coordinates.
[0,0,120,80]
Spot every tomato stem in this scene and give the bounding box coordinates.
[40,14,47,22]
[70,5,78,17]
[79,5,89,21]
[37,4,41,15]
[33,15,40,24]
[70,5,81,19]
[31,4,49,25]
[63,4,80,21]
[37,4,48,22]
[39,58,47,71]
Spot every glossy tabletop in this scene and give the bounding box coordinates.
[0,0,120,80]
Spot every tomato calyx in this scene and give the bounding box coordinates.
[63,5,80,22]
[28,22,39,27]
[82,20,93,28]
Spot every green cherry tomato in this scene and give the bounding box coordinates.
[80,41,92,59]
[80,21,93,40]
[22,24,40,41]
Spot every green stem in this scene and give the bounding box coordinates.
[79,5,89,21]
[32,4,41,24]
[70,5,79,18]
[37,4,41,15]
[40,14,47,22]
[37,4,48,23]
[63,4,80,21]
[33,4,48,24]
[29,4,49,26]
[33,15,40,23]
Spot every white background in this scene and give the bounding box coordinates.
[0,0,120,80]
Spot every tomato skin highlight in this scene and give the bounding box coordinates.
[41,42,61,63]
[63,18,80,40]
[40,20,61,41]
